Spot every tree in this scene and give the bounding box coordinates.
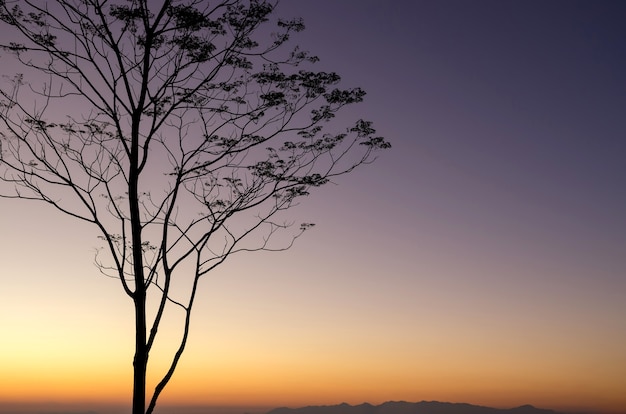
[0,1,390,413]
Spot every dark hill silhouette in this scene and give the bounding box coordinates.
[267,401,575,414]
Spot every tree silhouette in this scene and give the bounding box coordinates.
[0,1,390,413]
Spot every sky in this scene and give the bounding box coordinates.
[1,1,626,414]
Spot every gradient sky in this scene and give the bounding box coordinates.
[1,1,625,414]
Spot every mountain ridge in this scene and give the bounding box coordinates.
[266,401,581,414]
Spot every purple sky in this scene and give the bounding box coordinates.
[277,0,626,299]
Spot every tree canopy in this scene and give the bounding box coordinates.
[0,1,390,413]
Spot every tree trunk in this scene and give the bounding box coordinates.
[130,106,146,413]
[132,292,147,414]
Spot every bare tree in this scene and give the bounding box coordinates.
[0,1,390,413]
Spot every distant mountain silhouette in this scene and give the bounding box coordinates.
[267,401,574,414]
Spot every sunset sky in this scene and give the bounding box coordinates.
[1,1,625,414]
